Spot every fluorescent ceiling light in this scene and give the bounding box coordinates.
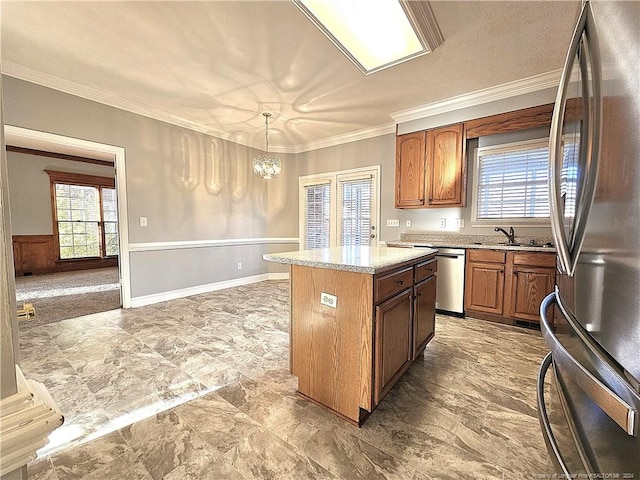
[293,0,443,75]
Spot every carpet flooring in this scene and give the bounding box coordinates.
[15,267,121,329]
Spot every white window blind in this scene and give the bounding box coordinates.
[303,183,331,249]
[476,140,550,219]
[560,139,579,219]
[338,174,375,246]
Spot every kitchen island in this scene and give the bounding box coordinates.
[263,246,437,425]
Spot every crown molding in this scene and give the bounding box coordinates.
[293,123,396,153]
[1,62,278,151]
[4,61,561,155]
[390,69,563,124]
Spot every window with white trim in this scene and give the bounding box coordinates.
[473,139,551,221]
[300,166,380,249]
[46,170,119,260]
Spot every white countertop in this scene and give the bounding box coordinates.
[388,240,556,252]
[263,246,437,274]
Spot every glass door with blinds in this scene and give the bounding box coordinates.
[300,166,380,249]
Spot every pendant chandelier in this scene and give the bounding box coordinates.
[252,112,281,179]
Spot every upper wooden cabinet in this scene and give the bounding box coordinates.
[427,123,465,206]
[395,123,466,209]
[395,132,426,208]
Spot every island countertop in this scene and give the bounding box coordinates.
[263,246,438,275]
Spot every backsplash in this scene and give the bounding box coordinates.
[399,232,554,247]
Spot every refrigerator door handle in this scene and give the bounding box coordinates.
[548,3,586,276]
[548,1,602,277]
[537,352,573,478]
[540,292,638,436]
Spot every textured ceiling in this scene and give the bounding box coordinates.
[1,1,580,151]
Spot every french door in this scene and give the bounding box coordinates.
[299,166,380,249]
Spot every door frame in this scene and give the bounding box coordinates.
[4,125,131,308]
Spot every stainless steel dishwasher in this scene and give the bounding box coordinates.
[416,246,466,316]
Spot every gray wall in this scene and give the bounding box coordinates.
[6,152,114,235]
[2,75,556,299]
[296,132,554,243]
[2,76,295,300]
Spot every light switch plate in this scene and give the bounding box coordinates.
[456,219,465,228]
[139,216,148,227]
[320,292,337,308]
[386,219,400,227]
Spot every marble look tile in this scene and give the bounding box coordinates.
[27,456,58,480]
[299,425,418,480]
[225,428,335,480]
[18,281,553,479]
[162,449,244,480]
[42,409,112,456]
[119,410,210,480]
[216,375,329,446]
[172,392,262,455]
[74,449,152,480]
[50,431,129,480]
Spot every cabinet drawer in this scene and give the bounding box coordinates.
[415,258,437,283]
[375,267,413,304]
[511,251,556,267]
[467,249,505,264]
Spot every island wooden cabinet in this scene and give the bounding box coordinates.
[465,249,556,325]
[373,258,437,404]
[284,251,437,426]
[395,123,466,209]
[426,123,466,206]
[395,132,426,208]
[413,259,437,359]
[374,289,413,405]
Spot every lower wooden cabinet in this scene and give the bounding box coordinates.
[465,249,556,325]
[465,249,506,315]
[374,290,413,404]
[504,252,556,324]
[373,258,437,405]
[413,275,436,359]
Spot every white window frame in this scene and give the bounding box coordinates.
[471,138,551,226]
[299,165,381,249]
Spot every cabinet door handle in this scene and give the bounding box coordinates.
[396,280,404,285]
[416,292,422,297]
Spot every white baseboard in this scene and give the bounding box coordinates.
[129,272,289,308]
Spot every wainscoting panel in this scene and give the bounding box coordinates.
[12,235,55,275]
[12,235,117,276]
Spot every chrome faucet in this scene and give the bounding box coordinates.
[495,226,516,244]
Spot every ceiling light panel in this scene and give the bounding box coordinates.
[293,0,440,74]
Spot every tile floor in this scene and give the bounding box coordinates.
[20,280,557,479]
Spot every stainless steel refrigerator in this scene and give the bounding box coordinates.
[537,0,640,477]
